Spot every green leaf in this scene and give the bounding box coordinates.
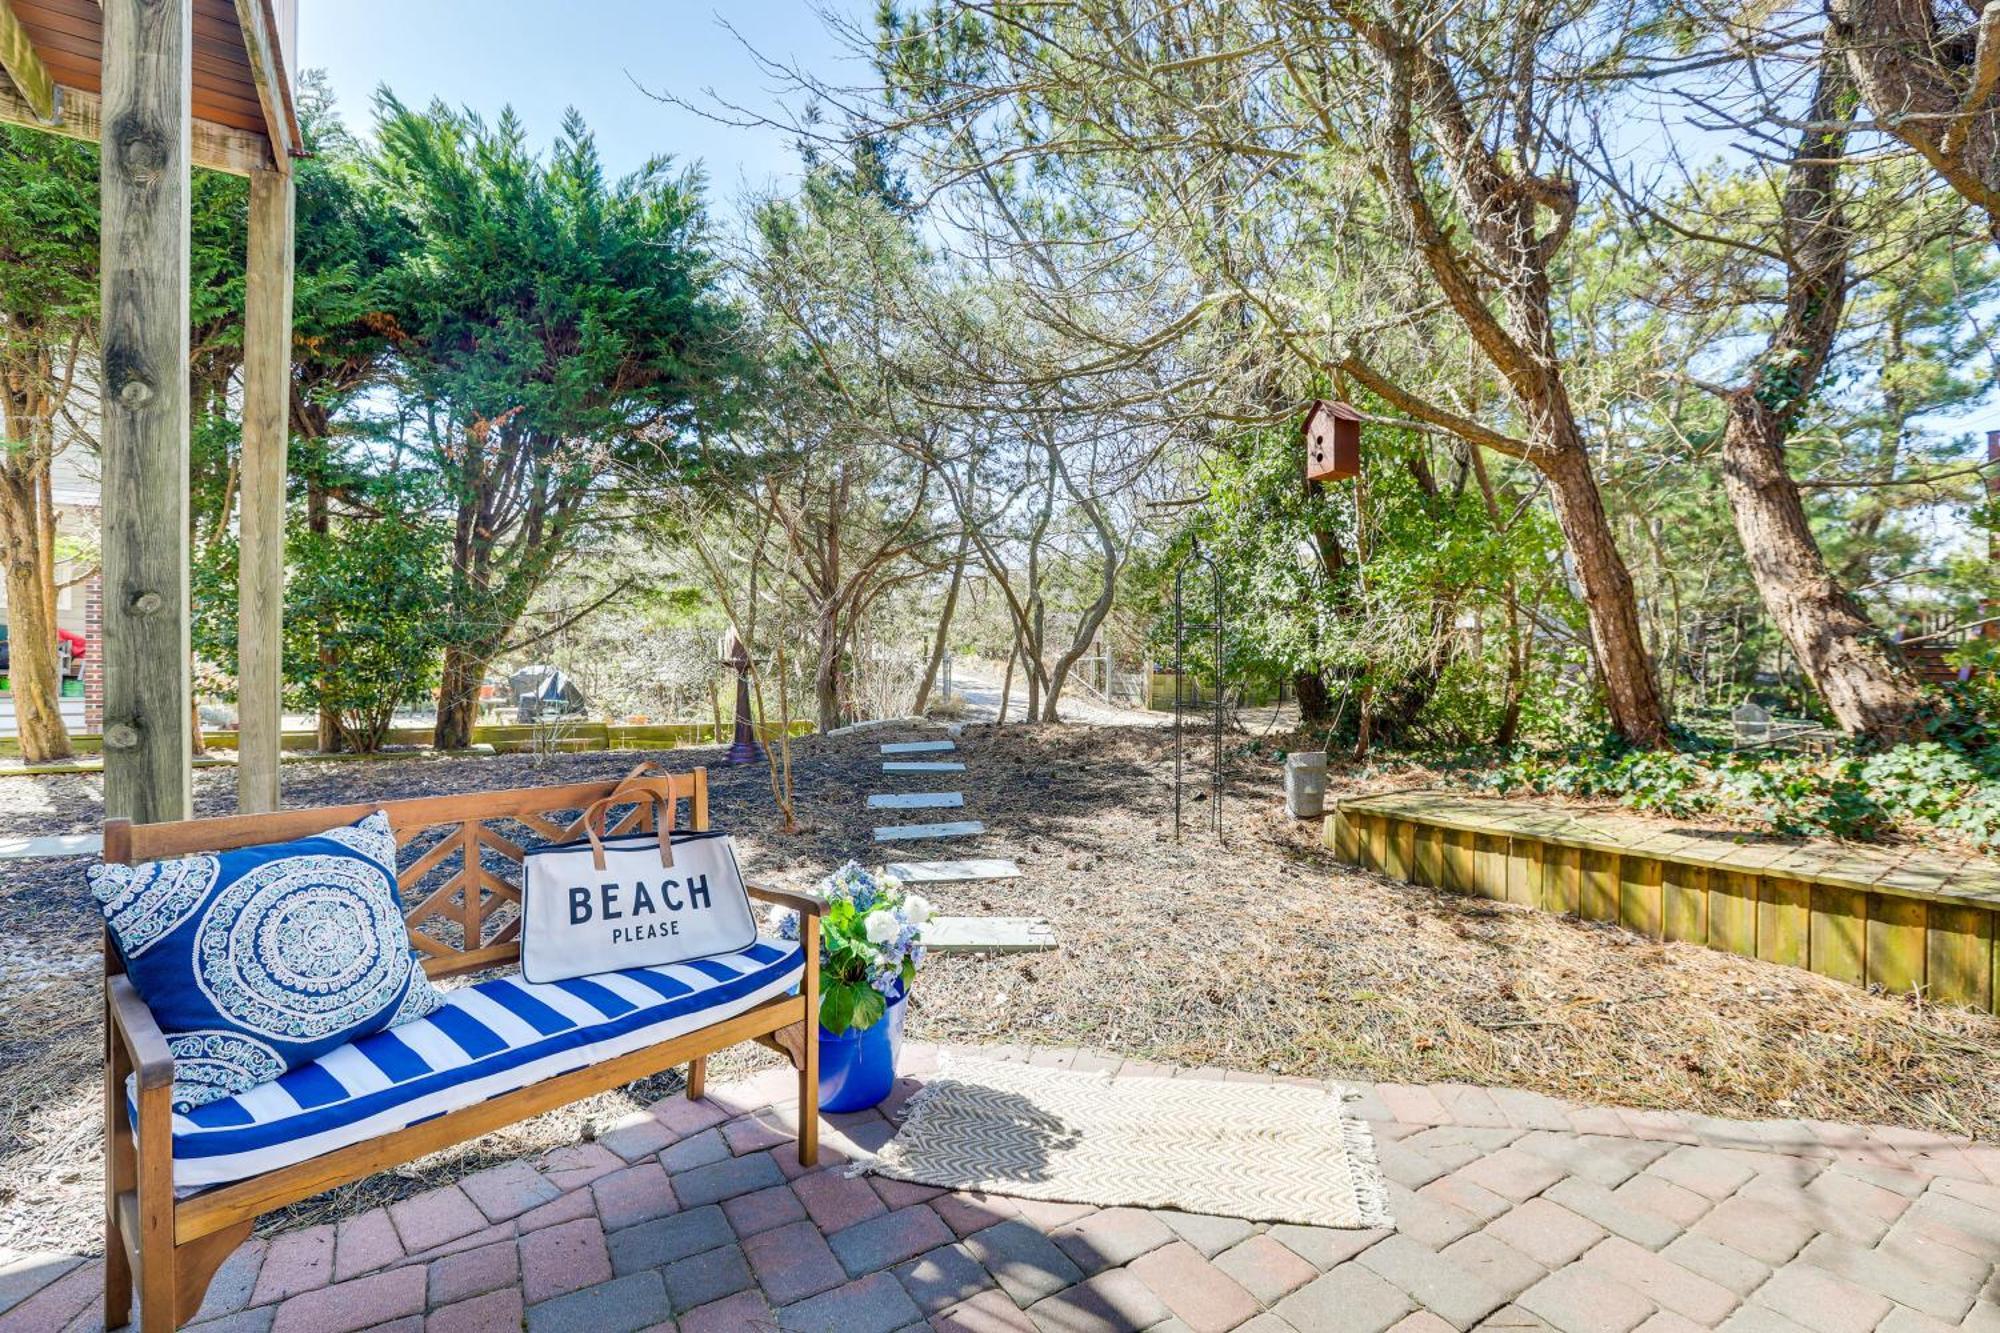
[819,981,859,1035]
[851,986,887,1033]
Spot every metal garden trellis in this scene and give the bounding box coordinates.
[1164,399,1367,838]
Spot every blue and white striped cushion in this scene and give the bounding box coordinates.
[158,938,803,1189]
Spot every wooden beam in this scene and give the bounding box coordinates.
[0,0,56,122]
[236,164,291,815]
[230,0,294,166]
[99,0,192,825]
[0,76,272,175]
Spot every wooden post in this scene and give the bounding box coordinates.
[798,910,820,1167]
[237,165,293,813]
[99,0,193,825]
[0,0,58,122]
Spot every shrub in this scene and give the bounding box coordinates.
[1487,742,1969,848]
[282,516,456,751]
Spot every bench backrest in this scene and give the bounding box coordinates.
[103,768,709,979]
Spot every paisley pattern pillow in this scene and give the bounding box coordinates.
[90,811,447,1112]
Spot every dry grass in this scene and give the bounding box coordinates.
[899,727,1999,1133]
[2,723,1997,1256]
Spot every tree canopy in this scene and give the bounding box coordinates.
[8,5,1996,834]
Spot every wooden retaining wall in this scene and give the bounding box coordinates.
[1325,792,2000,1014]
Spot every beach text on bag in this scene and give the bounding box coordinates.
[566,873,715,944]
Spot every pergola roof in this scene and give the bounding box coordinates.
[0,0,299,175]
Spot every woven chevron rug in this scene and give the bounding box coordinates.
[865,1054,1392,1228]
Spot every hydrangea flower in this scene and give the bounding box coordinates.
[804,861,934,1033]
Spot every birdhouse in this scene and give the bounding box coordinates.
[1303,399,1361,482]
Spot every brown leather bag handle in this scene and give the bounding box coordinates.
[579,763,679,870]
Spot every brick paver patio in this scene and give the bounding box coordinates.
[3,1044,1997,1332]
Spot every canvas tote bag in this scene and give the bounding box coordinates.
[520,766,758,984]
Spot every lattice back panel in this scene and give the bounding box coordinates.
[111,770,710,980]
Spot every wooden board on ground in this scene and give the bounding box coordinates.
[0,833,104,860]
[884,761,966,773]
[868,792,965,810]
[882,740,956,755]
[920,916,1057,954]
[883,858,1023,883]
[874,820,985,842]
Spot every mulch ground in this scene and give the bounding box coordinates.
[3,722,1997,1256]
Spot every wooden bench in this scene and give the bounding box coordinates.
[100,769,823,1332]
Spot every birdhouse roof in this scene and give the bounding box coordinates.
[1305,399,1363,427]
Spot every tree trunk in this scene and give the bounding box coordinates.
[0,377,73,763]
[1717,50,1925,741]
[1334,19,1671,747]
[1,523,71,763]
[813,606,843,733]
[1828,0,2000,246]
[1024,634,1042,722]
[913,536,969,716]
[1041,473,1122,723]
[1294,670,1333,724]
[1541,446,1670,746]
[997,632,1019,727]
[1720,403,1924,737]
[433,643,485,750]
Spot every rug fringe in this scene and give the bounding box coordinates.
[1336,1084,1395,1230]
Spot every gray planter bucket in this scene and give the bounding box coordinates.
[1284,751,1327,819]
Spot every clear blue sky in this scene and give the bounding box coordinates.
[298,1,868,200]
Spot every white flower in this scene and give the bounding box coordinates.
[902,894,934,925]
[864,910,899,944]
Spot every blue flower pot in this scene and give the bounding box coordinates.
[818,983,907,1113]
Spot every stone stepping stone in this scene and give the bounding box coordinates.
[881,740,956,754]
[882,858,1023,883]
[920,916,1057,953]
[873,820,984,843]
[868,792,964,810]
[883,761,965,773]
[0,833,102,860]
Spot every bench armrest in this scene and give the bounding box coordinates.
[107,974,175,1091]
[747,883,825,917]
